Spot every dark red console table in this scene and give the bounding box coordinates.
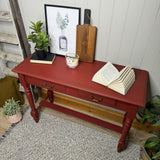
[12,55,148,152]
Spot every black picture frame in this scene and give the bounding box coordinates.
[44,4,81,56]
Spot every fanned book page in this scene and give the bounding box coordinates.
[92,62,135,95]
[92,62,119,86]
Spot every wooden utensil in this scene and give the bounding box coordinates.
[76,9,97,63]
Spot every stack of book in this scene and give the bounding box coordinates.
[30,53,55,64]
[92,62,135,95]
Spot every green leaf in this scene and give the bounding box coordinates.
[146,97,160,115]
[56,12,69,30]
[145,140,159,148]
[145,136,159,144]
[152,151,160,159]
[27,20,50,51]
[143,113,153,119]
[150,100,160,105]
[152,123,160,127]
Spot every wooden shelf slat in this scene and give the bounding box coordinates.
[3,67,18,77]
[0,50,23,63]
[0,11,12,22]
[0,32,19,45]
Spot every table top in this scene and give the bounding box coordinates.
[12,55,148,108]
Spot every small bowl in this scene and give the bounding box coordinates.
[65,53,79,68]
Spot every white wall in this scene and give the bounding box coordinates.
[1,0,160,96]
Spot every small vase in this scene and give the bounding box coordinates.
[59,29,68,51]
[8,112,22,124]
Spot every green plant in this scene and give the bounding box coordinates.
[27,20,50,52]
[1,98,21,116]
[137,95,160,160]
[56,12,69,30]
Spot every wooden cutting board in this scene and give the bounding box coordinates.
[76,10,97,63]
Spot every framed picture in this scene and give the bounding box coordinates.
[44,4,81,56]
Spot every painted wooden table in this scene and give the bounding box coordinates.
[12,55,148,152]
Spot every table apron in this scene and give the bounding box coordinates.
[24,76,139,113]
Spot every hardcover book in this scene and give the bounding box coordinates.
[92,62,135,95]
[30,53,55,64]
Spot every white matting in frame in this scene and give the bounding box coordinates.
[45,5,81,56]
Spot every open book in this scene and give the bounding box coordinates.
[92,62,135,95]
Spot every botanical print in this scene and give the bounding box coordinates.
[56,12,69,51]
[56,12,69,30]
[45,5,80,56]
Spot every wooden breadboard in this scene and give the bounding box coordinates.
[76,24,97,63]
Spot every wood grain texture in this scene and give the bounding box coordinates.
[0,11,12,22]
[76,24,97,62]
[41,89,157,133]
[0,33,18,45]
[9,0,31,58]
[0,110,11,137]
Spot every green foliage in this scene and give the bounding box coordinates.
[144,131,160,159]
[137,95,160,160]
[137,95,160,126]
[1,98,21,116]
[56,12,69,30]
[27,20,50,52]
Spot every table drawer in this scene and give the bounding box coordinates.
[78,91,115,107]
[25,77,66,93]
[66,87,79,97]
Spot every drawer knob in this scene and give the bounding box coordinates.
[43,82,54,89]
[89,95,103,102]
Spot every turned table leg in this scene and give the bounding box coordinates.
[117,114,132,152]
[117,108,138,152]
[18,74,39,122]
[37,90,54,110]
[47,90,54,103]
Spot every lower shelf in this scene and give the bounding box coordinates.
[38,99,123,133]
[41,89,157,132]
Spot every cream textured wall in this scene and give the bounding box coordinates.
[1,0,160,96]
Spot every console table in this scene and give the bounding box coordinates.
[12,55,148,152]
